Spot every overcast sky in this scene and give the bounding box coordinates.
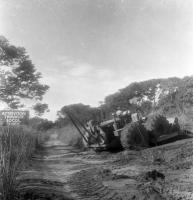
[1,0,193,120]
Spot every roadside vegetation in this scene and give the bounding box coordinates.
[0,126,42,200]
[0,36,50,200]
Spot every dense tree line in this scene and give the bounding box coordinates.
[56,76,193,127]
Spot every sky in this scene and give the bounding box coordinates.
[1,0,193,120]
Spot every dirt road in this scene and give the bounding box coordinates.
[19,137,193,200]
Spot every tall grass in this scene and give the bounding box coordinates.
[0,126,39,200]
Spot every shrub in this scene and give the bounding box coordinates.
[120,122,149,150]
[145,114,170,138]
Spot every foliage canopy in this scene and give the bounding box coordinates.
[0,36,49,109]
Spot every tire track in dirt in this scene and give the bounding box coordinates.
[69,168,124,200]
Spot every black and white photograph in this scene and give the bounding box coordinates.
[1,0,193,199]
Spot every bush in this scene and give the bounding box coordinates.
[120,122,149,150]
[145,114,170,138]
[0,126,39,200]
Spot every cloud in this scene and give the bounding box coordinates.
[68,63,93,77]
[56,56,118,80]
[56,55,74,66]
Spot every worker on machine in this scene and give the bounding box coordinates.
[131,108,143,123]
[115,107,122,117]
[115,107,123,129]
[122,110,131,124]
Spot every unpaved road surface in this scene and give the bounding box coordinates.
[19,137,193,200]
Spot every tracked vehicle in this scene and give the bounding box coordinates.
[66,110,190,152]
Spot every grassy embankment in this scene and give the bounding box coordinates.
[0,126,43,200]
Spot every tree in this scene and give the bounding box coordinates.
[29,117,54,131]
[33,103,49,116]
[157,76,193,115]
[0,36,49,108]
[57,103,100,126]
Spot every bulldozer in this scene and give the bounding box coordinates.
[65,110,190,152]
[65,109,147,151]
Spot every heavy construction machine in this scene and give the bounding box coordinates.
[65,110,190,152]
[65,110,148,151]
